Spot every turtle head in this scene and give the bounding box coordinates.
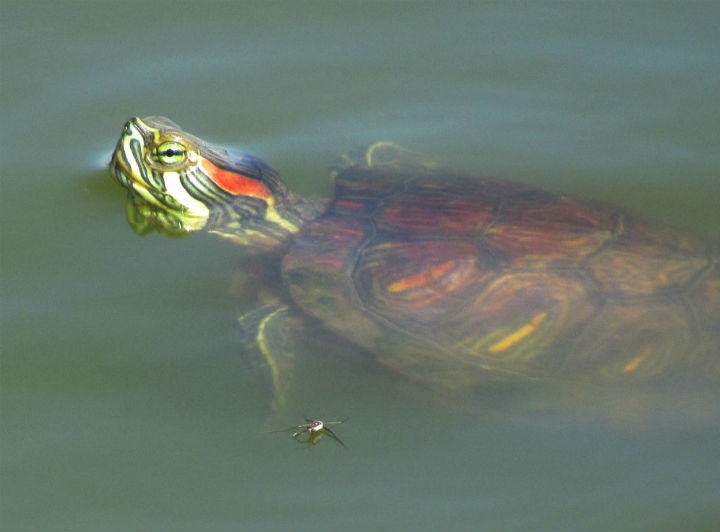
[110,116,309,248]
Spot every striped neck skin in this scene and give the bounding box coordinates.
[110,116,315,250]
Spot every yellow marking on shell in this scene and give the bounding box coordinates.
[387,279,408,293]
[488,312,548,353]
[621,346,653,374]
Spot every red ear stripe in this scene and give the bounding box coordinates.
[200,158,272,201]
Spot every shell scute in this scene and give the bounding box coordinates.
[587,214,710,296]
[374,191,496,237]
[283,215,383,351]
[484,196,616,268]
[441,272,596,376]
[566,300,697,380]
[354,240,493,325]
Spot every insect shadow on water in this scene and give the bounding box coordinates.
[272,417,348,448]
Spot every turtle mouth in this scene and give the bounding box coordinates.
[110,150,143,192]
[109,118,180,211]
[109,118,152,192]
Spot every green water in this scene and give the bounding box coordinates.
[2,2,719,531]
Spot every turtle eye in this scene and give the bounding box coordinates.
[154,141,187,165]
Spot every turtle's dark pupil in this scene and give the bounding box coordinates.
[161,149,182,156]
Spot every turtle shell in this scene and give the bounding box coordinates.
[282,165,719,390]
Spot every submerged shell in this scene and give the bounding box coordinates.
[282,166,719,389]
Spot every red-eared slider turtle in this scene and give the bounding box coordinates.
[109,117,719,413]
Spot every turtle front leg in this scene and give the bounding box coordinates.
[237,303,303,413]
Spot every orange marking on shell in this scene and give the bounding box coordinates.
[200,158,271,200]
[387,261,455,293]
[488,312,547,353]
[622,346,653,373]
[564,236,590,246]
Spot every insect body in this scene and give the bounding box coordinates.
[287,417,347,448]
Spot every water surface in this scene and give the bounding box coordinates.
[2,2,719,531]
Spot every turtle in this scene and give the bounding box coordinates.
[109,116,719,415]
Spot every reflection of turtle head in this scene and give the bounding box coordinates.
[110,116,318,248]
